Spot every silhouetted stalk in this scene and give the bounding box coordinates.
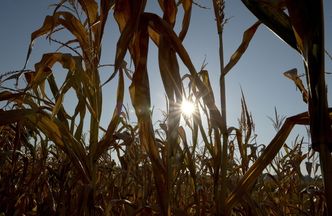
[212,0,228,214]
[287,0,332,213]
[309,0,332,213]
[240,0,331,213]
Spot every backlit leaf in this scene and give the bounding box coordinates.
[93,68,125,161]
[241,0,297,51]
[223,21,261,76]
[283,68,308,103]
[25,12,89,69]
[78,0,98,25]
[178,0,192,41]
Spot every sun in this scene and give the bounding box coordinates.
[181,99,195,117]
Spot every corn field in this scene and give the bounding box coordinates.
[0,0,331,215]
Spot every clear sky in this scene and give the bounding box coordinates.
[1,0,331,147]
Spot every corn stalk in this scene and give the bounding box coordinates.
[212,0,227,214]
[1,1,117,214]
[241,0,332,213]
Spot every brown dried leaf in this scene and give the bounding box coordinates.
[178,0,192,41]
[283,68,308,103]
[146,13,224,130]
[78,0,99,25]
[241,0,297,51]
[161,0,177,27]
[93,0,114,49]
[109,0,146,86]
[25,12,89,69]
[225,111,310,212]
[93,68,124,161]
[223,21,261,76]
[158,36,182,101]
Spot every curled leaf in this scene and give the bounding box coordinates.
[283,68,308,103]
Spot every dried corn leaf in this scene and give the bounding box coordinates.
[284,0,312,54]
[178,0,192,41]
[93,0,114,49]
[94,68,124,161]
[158,34,182,162]
[160,0,177,27]
[129,33,151,118]
[109,0,146,86]
[158,35,182,101]
[73,98,86,139]
[241,0,297,51]
[225,111,310,211]
[125,15,168,214]
[25,12,89,69]
[0,109,75,163]
[78,0,98,25]
[148,12,226,130]
[240,89,252,145]
[178,126,196,179]
[28,110,90,182]
[0,109,36,126]
[223,21,261,76]
[199,70,215,105]
[0,91,24,103]
[283,68,308,103]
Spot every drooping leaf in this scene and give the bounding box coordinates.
[93,67,124,161]
[158,34,183,163]
[283,68,308,103]
[158,35,182,101]
[0,109,36,126]
[105,0,146,87]
[78,0,99,25]
[24,12,89,69]
[146,12,224,131]
[160,0,177,27]
[93,0,114,51]
[126,15,168,214]
[241,0,297,51]
[178,0,192,41]
[223,21,261,76]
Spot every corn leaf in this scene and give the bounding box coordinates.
[241,0,297,51]
[225,111,310,211]
[78,0,98,25]
[158,36,182,101]
[93,0,114,50]
[107,0,146,86]
[146,12,224,132]
[159,0,177,27]
[223,21,261,76]
[93,68,124,161]
[283,68,308,103]
[24,12,89,69]
[126,12,168,213]
[178,0,192,41]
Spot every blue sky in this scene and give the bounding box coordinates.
[0,0,331,147]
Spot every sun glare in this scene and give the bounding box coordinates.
[181,100,195,117]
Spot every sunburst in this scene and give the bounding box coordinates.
[181,99,195,117]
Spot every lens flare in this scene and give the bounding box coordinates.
[181,100,195,117]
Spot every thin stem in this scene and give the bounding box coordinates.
[212,0,228,214]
